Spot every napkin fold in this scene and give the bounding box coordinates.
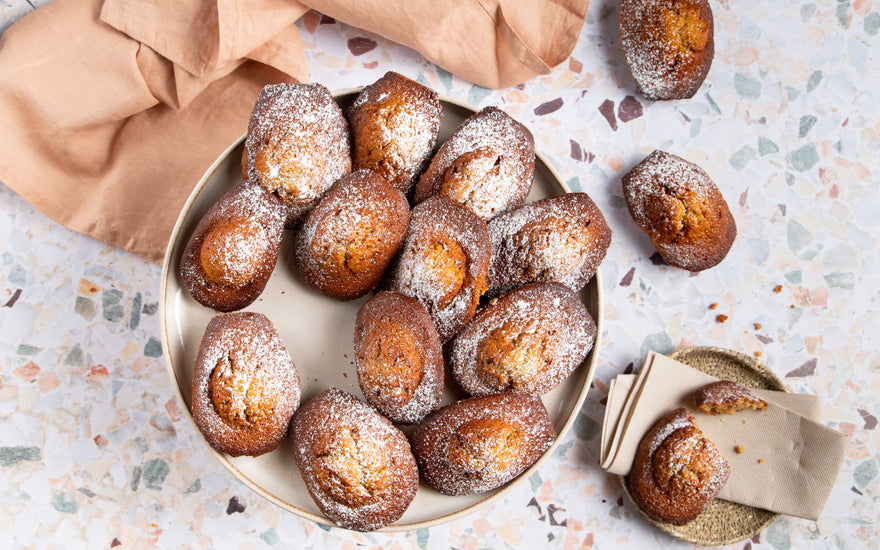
[601,351,848,521]
[0,0,590,263]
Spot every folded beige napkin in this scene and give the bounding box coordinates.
[0,0,589,263]
[601,351,848,521]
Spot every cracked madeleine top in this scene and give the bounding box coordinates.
[349,71,442,196]
[293,170,410,301]
[449,282,596,397]
[621,149,736,271]
[291,387,418,532]
[628,407,730,525]
[411,392,556,496]
[620,0,715,100]
[243,83,351,226]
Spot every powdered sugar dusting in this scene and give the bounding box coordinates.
[450,282,596,396]
[629,407,730,524]
[414,106,535,220]
[693,380,768,414]
[486,192,611,296]
[622,150,712,228]
[412,393,556,496]
[619,0,715,100]
[180,183,286,311]
[293,171,409,300]
[243,83,351,222]
[191,312,300,457]
[354,291,443,424]
[291,388,418,531]
[386,196,491,342]
[350,72,442,194]
[621,149,736,271]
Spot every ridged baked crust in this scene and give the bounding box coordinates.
[629,407,730,525]
[349,71,442,196]
[242,83,351,226]
[180,183,285,312]
[191,312,300,457]
[354,291,443,424]
[412,393,556,496]
[384,195,491,342]
[450,282,596,396]
[622,150,736,271]
[290,388,419,531]
[486,192,611,297]
[293,170,410,300]
[620,0,715,100]
[694,380,768,415]
[413,106,534,221]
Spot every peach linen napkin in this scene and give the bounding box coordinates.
[0,0,589,263]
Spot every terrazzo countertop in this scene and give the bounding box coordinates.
[1,1,878,548]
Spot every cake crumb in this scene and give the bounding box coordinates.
[758,458,765,464]
[742,419,748,424]
[735,444,746,454]
[755,351,763,357]
[716,314,728,323]
[774,285,783,293]
[709,302,719,310]
[754,322,762,330]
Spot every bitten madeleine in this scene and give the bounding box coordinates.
[191,312,301,457]
[629,407,730,525]
[384,195,491,342]
[354,291,443,424]
[450,282,596,397]
[694,380,768,415]
[412,393,556,496]
[349,71,442,196]
[486,192,611,297]
[622,150,736,271]
[619,0,715,100]
[413,106,534,221]
[180,183,285,312]
[293,170,410,300]
[242,83,351,226]
[291,388,419,532]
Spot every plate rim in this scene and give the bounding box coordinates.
[158,89,601,531]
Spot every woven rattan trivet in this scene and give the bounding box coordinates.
[620,346,784,545]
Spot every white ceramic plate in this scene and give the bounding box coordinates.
[159,90,603,531]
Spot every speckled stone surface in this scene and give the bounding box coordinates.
[1,1,878,548]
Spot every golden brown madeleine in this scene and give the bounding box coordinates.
[354,291,443,424]
[694,380,768,415]
[180,183,285,312]
[621,150,736,271]
[191,312,301,457]
[242,83,351,226]
[629,407,730,525]
[293,170,410,300]
[486,192,611,297]
[413,106,534,221]
[290,388,419,532]
[411,393,556,496]
[619,0,715,100]
[384,195,491,342]
[450,282,596,397]
[349,71,442,196]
